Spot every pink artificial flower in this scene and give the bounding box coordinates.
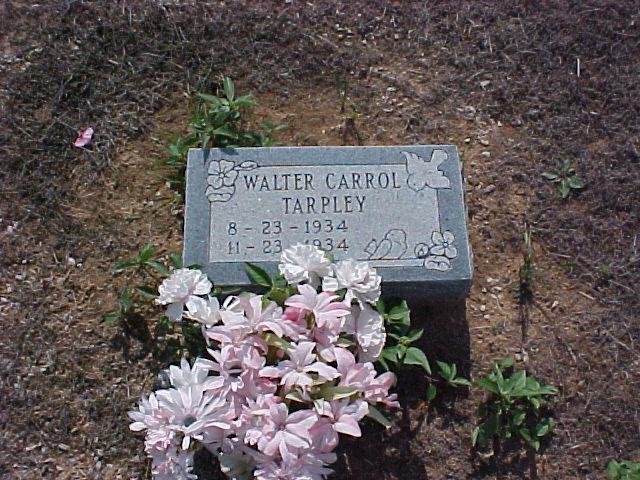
[364,371,400,409]
[240,295,285,336]
[236,368,278,402]
[237,394,282,447]
[205,319,267,358]
[73,127,93,147]
[256,402,318,462]
[259,341,339,393]
[149,444,198,480]
[254,452,337,480]
[204,347,248,399]
[315,398,368,437]
[285,284,350,334]
[280,306,308,340]
[334,347,376,392]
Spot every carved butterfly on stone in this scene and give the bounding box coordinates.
[403,149,450,192]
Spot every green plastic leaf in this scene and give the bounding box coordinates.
[213,125,238,139]
[511,410,526,427]
[403,347,431,374]
[426,383,437,401]
[404,328,424,343]
[197,93,223,105]
[497,357,514,369]
[320,386,358,401]
[388,301,411,322]
[263,333,292,351]
[452,377,472,387]
[535,418,555,437]
[119,288,132,312]
[245,263,272,288]
[285,391,305,403]
[381,346,400,363]
[366,405,392,429]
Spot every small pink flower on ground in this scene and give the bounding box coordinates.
[73,127,93,147]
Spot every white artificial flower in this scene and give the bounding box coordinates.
[156,268,212,321]
[128,392,168,432]
[322,259,381,306]
[156,383,233,451]
[168,358,211,388]
[343,303,386,362]
[278,243,332,287]
[185,295,221,326]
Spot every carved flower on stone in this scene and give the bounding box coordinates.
[206,185,235,203]
[417,230,458,271]
[208,159,239,189]
[206,159,257,203]
[429,231,457,259]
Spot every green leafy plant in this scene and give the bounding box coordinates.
[607,460,640,480]
[542,159,585,198]
[376,299,431,374]
[106,245,198,362]
[472,357,558,454]
[437,361,472,387]
[159,77,285,195]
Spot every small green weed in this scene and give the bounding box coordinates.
[160,77,285,195]
[516,223,535,305]
[542,159,585,198]
[472,357,558,454]
[376,299,431,375]
[607,460,640,480]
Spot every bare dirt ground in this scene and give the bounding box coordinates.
[1,2,639,479]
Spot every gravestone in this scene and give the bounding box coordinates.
[184,146,472,300]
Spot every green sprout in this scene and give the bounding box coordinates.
[542,159,585,198]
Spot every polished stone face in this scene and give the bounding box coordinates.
[184,145,472,299]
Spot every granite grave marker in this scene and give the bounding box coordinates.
[184,145,472,300]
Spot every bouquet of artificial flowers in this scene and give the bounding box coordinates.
[129,243,402,480]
